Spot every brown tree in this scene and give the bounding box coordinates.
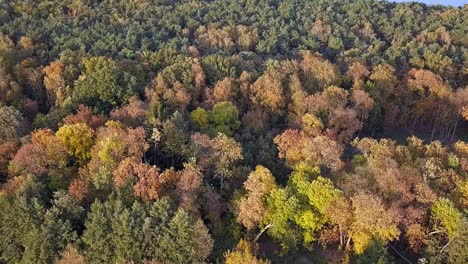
[327,107,362,143]
[62,104,106,130]
[213,77,235,104]
[110,96,148,127]
[43,60,67,107]
[9,129,68,177]
[250,70,285,114]
[236,166,277,229]
[301,52,339,92]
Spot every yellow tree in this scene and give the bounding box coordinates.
[301,51,339,92]
[351,193,400,254]
[250,69,285,115]
[43,60,67,107]
[56,123,95,163]
[224,239,270,264]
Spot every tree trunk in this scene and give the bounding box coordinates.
[431,106,441,141]
[254,224,273,243]
[451,117,459,141]
[345,236,351,250]
[339,226,343,248]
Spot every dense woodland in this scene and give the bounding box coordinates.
[0,0,467,263]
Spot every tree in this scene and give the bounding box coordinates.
[288,166,342,245]
[250,69,285,114]
[368,64,399,131]
[39,192,83,263]
[190,107,209,130]
[201,55,238,86]
[351,193,400,254]
[55,245,87,264]
[62,104,106,130]
[0,141,19,180]
[9,129,68,180]
[0,184,82,264]
[160,112,190,164]
[327,107,362,143]
[301,52,339,92]
[43,60,68,107]
[287,74,308,125]
[425,199,467,263]
[209,101,240,136]
[321,86,349,112]
[110,96,148,127]
[351,89,374,122]
[88,122,149,189]
[0,67,23,106]
[324,197,354,250]
[431,198,464,239]
[275,130,344,173]
[224,239,270,264]
[263,188,300,251]
[211,133,243,186]
[236,166,277,229]
[347,62,370,88]
[81,199,114,263]
[73,57,141,112]
[56,123,95,163]
[113,158,162,201]
[0,105,23,145]
[156,209,213,263]
[213,77,235,103]
[175,163,203,211]
[0,177,46,263]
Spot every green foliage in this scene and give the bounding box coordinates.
[264,188,301,251]
[352,239,390,264]
[431,198,465,239]
[0,105,23,144]
[0,179,82,264]
[202,55,238,86]
[82,196,213,264]
[161,111,190,161]
[0,0,467,263]
[289,167,342,244]
[73,57,142,112]
[209,101,240,136]
[190,107,208,130]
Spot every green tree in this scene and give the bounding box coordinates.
[190,107,208,130]
[263,188,301,251]
[431,198,465,239]
[0,105,23,145]
[73,57,141,112]
[0,180,81,264]
[209,101,240,136]
[81,199,114,263]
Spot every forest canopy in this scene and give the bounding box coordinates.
[0,0,467,263]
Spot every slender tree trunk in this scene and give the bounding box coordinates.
[345,236,351,250]
[431,106,441,141]
[451,117,459,141]
[339,226,343,248]
[411,116,418,132]
[254,224,273,243]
